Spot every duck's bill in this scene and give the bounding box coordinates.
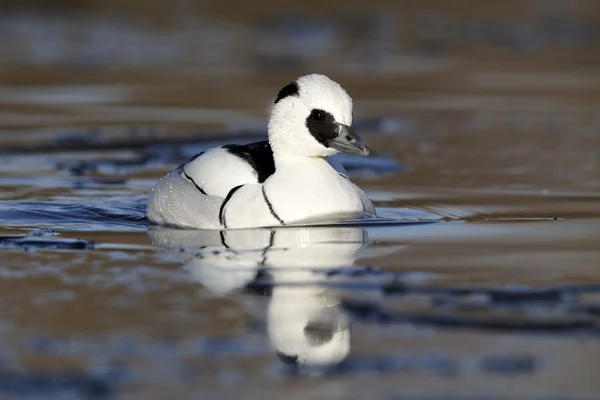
[328,124,370,156]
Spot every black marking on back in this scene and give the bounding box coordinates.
[262,186,285,225]
[306,109,338,147]
[219,184,244,228]
[182,171,207,195]
[274,82,299,104]
[222,141,275,183]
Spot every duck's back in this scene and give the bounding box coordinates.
[147,141,275,229]
[182,141,275,197]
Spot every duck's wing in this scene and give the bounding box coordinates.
[182,140,275,198]
[148,141,276,229]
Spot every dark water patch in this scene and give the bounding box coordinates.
[228,265,600,338]
[324,266,385,278]
[338,353,459,377]
[239,267,600,309]
[480,354,538,375]
[343,299,600,337]
[280,353,460,377]
[568,304,600,318]
[381,281,600,300]
[0,369,114,399]
[57,158,150,178]
[430,289,570,312]
[21,335,266,360]
[0,235,94,250]
[0,228,94,250]
[486,288,566,304]
[277,350,537,378]
[0,176,127,189]
[0,199,148,232]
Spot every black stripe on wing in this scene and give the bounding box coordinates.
[178,151,208,195]
[219,184,244,229]
[262,186,285,225]
[222,141,275,183]
[182,171,207,195]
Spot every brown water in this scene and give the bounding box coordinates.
[0,2,600,399]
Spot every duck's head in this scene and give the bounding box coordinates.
[268,74,370,158]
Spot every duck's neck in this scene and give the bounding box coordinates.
[268,127,336,171]
[273,151,329,172]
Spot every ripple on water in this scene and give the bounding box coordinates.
[0,198,148,232]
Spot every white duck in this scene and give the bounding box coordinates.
[147,74,376,229]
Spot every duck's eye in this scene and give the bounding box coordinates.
[311,109,324,121]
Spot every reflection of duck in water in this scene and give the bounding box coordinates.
[149,226,375,371]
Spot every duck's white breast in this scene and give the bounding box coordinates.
[220,184,282,229]
[264,159,368,224]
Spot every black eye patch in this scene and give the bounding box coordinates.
[306,109,338,147]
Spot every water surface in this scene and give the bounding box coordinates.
[1,4,600,398]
